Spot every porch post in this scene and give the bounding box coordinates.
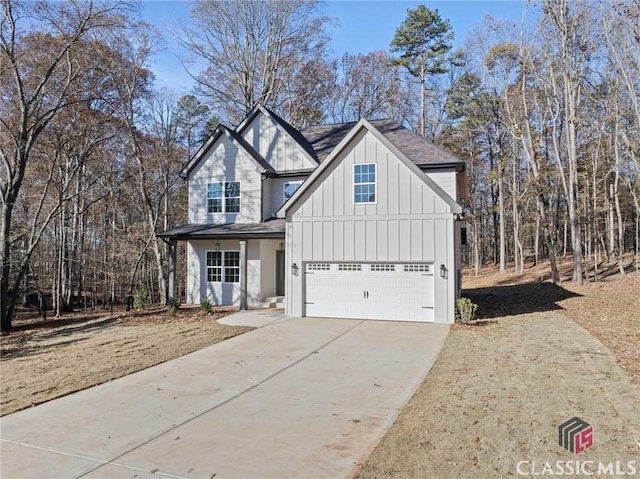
[239,240,247,310]
[167,239,177,302]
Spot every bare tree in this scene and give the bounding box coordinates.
[542,0,593,284]
[179,0,332,125]
[0,0,126,331]
[327,51,408,124]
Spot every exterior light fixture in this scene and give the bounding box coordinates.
[279,242,284,250]
[215,242,220,251]
[440,264,447,279]
[291,263,299,276]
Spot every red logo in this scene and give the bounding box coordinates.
[558,417,593,454]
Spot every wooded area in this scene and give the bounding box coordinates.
[1,0,639,331]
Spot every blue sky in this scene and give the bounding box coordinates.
[141,0,526,93]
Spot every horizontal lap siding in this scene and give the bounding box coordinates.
[189,135,262,224]
[265,175,308,219]
[425,170,458,202]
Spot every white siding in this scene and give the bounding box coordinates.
[263,175,308,219]
[259,239,281,300]
[186,239,263,307]
[285,128,458,324]
[241,111,316,172]
[425,169,458,202]
[188,134,263,224]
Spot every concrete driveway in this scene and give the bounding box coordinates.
[1,312,449,479]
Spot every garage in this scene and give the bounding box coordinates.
[304,262,435,322]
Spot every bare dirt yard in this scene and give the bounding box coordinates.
[354,260,640,478]
[0,306,251,416]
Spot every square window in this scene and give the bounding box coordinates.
[283,181,302,202]
[225,182,240,198]
[208,183,223,198]
[225,197,240,213]
[207,198,223,213]
[206,182,240,213]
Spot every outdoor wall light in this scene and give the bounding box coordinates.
[279,242,284,250]
[215,241,220,251]
[291,263,299,276]
[440,264,448,279]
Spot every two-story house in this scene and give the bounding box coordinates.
[160,104,466,323]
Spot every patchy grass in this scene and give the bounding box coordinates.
[1,306,251,416]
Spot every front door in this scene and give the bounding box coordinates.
[276,250,285,296]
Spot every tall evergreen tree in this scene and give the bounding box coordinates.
[390,5,454,137]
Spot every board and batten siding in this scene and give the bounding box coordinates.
[285,128,458,323]
[425,169,458,202]
[188,134,263,224]
[241,111,316,172]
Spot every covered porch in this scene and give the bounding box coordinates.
[159,219,286,309]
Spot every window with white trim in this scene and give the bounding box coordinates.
[206,251,222,282]
[206,250,240,283]
[224,251,240,283]
[207,182,240,213]
[354,163,376,203]
[283,181,302,202]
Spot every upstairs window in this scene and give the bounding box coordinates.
[283,181,302,202]
[208,182,240,213]
[354,163,376,204]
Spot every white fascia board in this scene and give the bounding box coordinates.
[279,119,462,217]
[180,126,224,178]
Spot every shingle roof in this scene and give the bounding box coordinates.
[260,105,319,163]
[301,119,464,168]
[159,219,285,240]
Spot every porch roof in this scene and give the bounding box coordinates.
[159,219,285,240]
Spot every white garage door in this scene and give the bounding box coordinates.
[304,262,435,322]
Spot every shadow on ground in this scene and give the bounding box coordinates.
[463,281,583,319]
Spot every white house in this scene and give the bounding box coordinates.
[160,105,466,323]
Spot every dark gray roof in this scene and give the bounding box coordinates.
[301,119,464,168]
[159,219,285,240]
